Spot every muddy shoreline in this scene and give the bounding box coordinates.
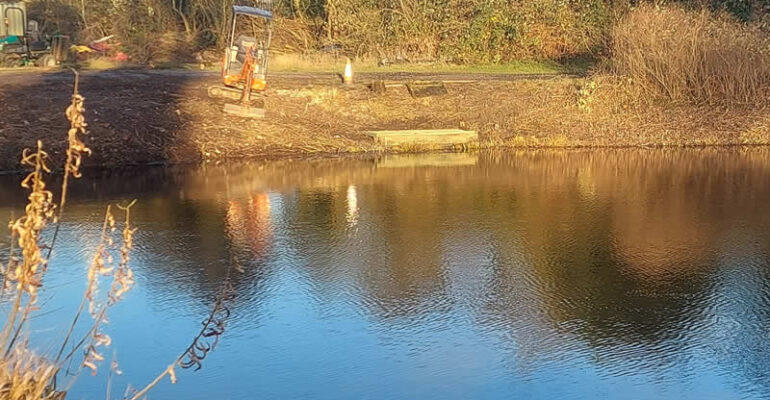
[2,69,770,173]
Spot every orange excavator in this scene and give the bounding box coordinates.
[208,5,273,117]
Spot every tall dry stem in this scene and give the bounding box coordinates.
[0,70,137,400]
[0,143,61,399]
[54,201,136,394]
[4,70,93,359]
[0,142,56,351]
[47,68,91,262]
[128,281,233,400]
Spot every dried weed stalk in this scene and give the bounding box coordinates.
[0,142,61,400]
[128,282,234,400]
[0,142,56,350]
[47,69,91,261]
[56,201,136,386]
[3,143,55,301]
[82,201,137,377]
[0,71,137,399]
[1,69,228,400]
[63,71,91,182]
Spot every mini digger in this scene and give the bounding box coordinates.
[1,1,68,67]
[208,4,273,118]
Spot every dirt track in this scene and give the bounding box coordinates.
[2,68,769,172]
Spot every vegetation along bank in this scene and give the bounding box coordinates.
[3,4,770,171]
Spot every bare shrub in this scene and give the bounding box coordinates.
[111,0,182,63]
[611,4,770,104]
[272,17,321,54]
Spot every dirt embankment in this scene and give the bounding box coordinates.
[2,69,770,172]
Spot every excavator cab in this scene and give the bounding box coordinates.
[209,5,273,100]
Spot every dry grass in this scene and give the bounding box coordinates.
[269,53,355,73]
[611,5,770,104]
[0,347,59,400]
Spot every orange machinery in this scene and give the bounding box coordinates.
[208,5,273,101]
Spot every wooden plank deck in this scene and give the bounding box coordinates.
[365,129,477,146]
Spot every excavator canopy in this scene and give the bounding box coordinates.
[232,5,272,20]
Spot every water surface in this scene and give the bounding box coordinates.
[1,149,770,399]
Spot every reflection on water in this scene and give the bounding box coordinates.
[2,149,770,399]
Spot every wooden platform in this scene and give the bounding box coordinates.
[365,129,477,146]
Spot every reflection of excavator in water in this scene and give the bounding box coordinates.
[208,5,273,118]
[224,193,273,263]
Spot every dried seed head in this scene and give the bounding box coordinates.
[6,142,56,304]
[168,365,177,384]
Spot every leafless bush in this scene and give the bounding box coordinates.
[611,4,770,104]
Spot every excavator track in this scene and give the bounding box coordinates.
[207,85,265,102]
[208,86,244,101]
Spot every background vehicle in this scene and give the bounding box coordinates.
[0,1,68,67]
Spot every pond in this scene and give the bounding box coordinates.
[2,149,770,399]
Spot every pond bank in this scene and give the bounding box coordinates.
[2,69,770,172]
